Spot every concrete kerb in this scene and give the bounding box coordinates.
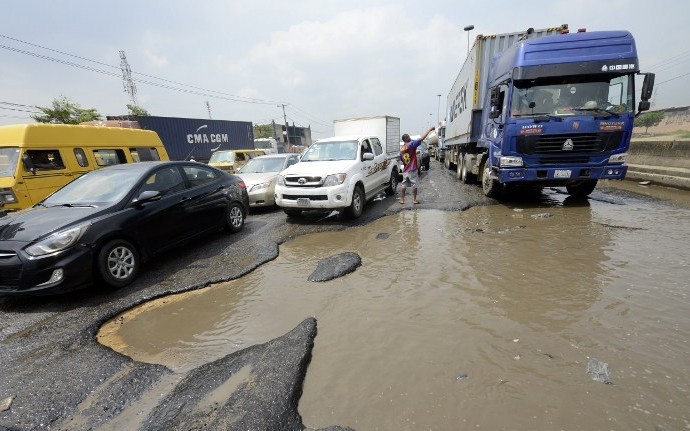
[625,140,690,190]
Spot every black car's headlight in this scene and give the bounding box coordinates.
[25,225,90,257]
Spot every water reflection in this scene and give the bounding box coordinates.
[99,189,690,430]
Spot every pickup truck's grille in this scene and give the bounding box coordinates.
[516,131,622,154]
[283,176,324,187]
[282,194,328,201]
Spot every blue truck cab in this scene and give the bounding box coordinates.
[479,30,655,197]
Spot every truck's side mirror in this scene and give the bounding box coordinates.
[640,73,655,101]
[637,73,655,113]
[21,154,36,175]
[489,87,503,119]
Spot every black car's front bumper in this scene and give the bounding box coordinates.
[0,243,95,295]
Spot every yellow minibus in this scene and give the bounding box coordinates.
[0,124,169,212]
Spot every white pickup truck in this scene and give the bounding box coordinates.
[274,135,401,218]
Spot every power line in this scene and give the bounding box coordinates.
[0,33,282,105]
[655,71,690,86]
[0,33,332,126]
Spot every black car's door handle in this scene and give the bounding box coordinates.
[180,196,192,202]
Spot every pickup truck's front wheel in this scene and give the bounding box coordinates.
[385,170,398,196]
[346,185,364,219]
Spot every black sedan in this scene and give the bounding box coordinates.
[0,161,249,295]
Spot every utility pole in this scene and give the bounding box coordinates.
[119,50,138,107]
[437,94,442,124]
[278,104,289,146]
[206,101,212,119]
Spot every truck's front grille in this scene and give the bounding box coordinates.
[517,131,622,154]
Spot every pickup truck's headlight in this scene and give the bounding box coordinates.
[250,181,271,192]
[25,225,90,257]
[277,175,285,186]
[500,156,523,167]
[608,153,627,164]
[323,173,347,187]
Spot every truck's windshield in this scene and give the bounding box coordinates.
[0,147,20,178]
[510,74,634,118]
[301,140,358,161]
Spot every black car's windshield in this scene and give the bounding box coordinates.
[301,141,357,161]
[239,157,286,173]
[43,169,142,206]
[510,74,634,118]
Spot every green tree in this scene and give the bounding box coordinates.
[634,111,664,134]
[253,124,274,139]
[126,104,150,116]
[31,95,102,124]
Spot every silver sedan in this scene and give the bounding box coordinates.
[236,153,300,207]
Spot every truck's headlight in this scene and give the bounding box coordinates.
[608,153,627,164]
[500,156,523,167]
[25,225,90,257]
[277,175,285,186]
[323,173,347,187]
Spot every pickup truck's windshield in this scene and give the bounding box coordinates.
[0,147,20,178]
[510,74,634,118]
[301,140,358,161]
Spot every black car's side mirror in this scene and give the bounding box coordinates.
[133,190,162,206]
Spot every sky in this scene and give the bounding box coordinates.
[2,0,689,139]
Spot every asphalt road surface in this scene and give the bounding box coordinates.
[2,161,677,431]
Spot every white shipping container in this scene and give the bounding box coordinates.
[333,116,401,156]
[445,25,567,145]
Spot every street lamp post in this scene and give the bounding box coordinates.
[464,25,474,58]
[436,94,442,125]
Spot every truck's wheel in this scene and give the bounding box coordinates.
[346,185,364,219]
[455,156,463,180]
[444,156,450,170]
[565,180,598,198]
[481,162,501,198]
[385,170,398,196]
[461,157,476,184]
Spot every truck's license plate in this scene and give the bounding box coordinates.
[296,198,310,206]
[554,169,572,179]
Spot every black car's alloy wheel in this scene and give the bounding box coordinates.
[97,239,139,288]
[226,202,245,233]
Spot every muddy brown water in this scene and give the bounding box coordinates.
[98,187,690,430]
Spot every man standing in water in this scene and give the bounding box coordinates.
[399,126,435,204]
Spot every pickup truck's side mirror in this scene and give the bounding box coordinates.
[362,152,374,161]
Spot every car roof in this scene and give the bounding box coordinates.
[97,160,204,174]
[251,153,293,159]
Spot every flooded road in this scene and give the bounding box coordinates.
[99,187,690,430]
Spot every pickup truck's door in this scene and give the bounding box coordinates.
[369,137,389,191]
[359,138,378,197]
